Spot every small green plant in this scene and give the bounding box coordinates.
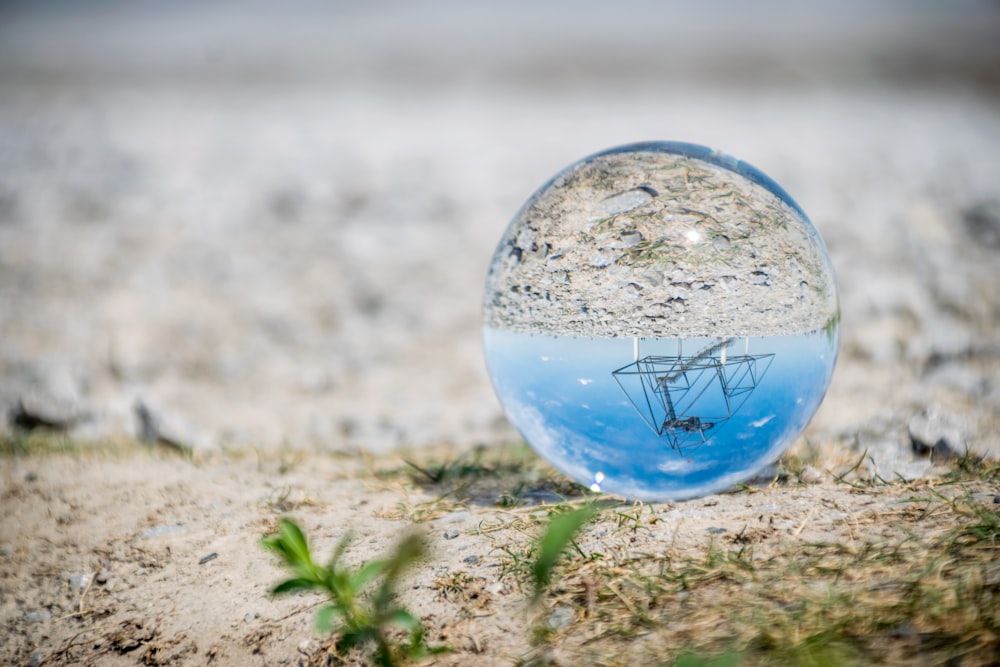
[261,518,445,667]
[531,503,599,603]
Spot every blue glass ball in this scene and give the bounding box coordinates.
[482,142,839,500]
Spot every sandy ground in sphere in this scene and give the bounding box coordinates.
[483,149,839,338]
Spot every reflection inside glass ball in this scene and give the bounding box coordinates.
[482,142,839,500]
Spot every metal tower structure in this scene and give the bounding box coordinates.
[612,338,774,451]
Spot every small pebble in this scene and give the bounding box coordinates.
[25,610,51,623]
[908,410,964,459]
[29,652,45,667]
[706,527,727,534]
[96,571,111,584]
[799,465,823,484]
[962,199,1000,248]
[198,552,218,565]
[547,606,574,630]
[994,496,1000,505]
[486,581,507,596]
[443,529,460,540]
[68,572,91,591]
[462,555,480,565]
[140,524,185,539]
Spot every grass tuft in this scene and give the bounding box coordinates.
[261,518,448,667]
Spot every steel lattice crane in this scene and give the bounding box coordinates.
[613,338,774,451]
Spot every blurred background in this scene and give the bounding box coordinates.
[1,1,998,467]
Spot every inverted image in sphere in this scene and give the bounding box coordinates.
[483,142,839,500]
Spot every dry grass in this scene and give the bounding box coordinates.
[392,445,1000,666]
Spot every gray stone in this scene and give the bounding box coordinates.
[908,409,966,459]
[875,447,924,482]
[10,398,77,431]
[546,606,574,630]
[4,364,85,432]
[140,524,185,539]
[799,465,824,485]
[852,415,937,480]
[133,399,211,452]
[962,200,1000,249]
[24,610,51,623]
[68,572,91,591]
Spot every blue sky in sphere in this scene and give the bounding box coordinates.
[483,328,837,499]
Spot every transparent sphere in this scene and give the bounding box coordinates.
[482,142,839,500]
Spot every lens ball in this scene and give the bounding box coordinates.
[482,142,839,500]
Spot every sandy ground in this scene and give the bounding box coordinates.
[2,445,997,666]
[1,1,1000,665]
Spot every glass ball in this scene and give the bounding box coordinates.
[482,142,839,500]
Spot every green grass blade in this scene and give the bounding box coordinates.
[351,558,390,591]
[384,608,420,631]
[271,518,312,567]
[315,604,345,634]
[329,531,354,568]
[386,533,427,577]
[532,504,598,601]
[270,577,316,596]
